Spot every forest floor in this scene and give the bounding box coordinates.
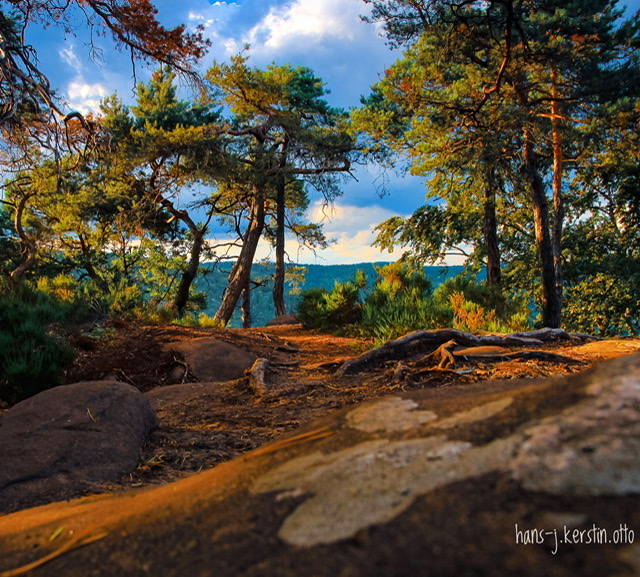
[62,320,640,493]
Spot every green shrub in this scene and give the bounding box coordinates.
[174,312,225,329]
[297,266,532,343]
[361,295,453,345]
[434,274,506,314]
[358,262,452,343]
[436,275,532,333]
[564,273,639,336]
[296,275,365,330]
[0,291,75,404]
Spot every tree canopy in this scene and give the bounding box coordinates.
[0,0,208,130]
[355,0,640,328]
[1,0,639,350]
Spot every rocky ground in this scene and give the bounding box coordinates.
[59,320,639,493]
[2,321,640,577]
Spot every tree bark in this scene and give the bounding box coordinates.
[483,169,502,288]
[214,184,266,326]
[336,327,589,376]
[148,164,209,314]
[174,227,205,313]
[514,80,561,328]
[241,274,252,329]
[521,126,561,328]
[9,192,37,288]
[550,66,564,315]
[273,139,289,318]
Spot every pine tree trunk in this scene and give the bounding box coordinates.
[214,186,266,326]
[173,228,205,313]
[514,80,561,328]
[273,140,289,318]
[273,177,287,318]
[241,274,252,329]
[550,67,564,314]
[522,126,561,328]
[483,170,502,288]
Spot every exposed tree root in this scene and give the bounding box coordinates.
[0,528,107,577]
[336,328,593,376]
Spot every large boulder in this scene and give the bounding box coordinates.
[0,381,157,514]
[1,354,640,576]
[167,337,257,382]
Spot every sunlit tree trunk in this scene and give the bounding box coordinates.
[513,78,561,328]
[550,66,564,316]
[214,184,266,326]
[483,168,502,289]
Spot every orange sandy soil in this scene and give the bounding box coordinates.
[58,321,640,492]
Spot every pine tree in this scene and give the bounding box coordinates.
[358,0,640,327]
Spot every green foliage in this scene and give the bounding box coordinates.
[361,294,453,345]
[297,263,532,343]
[0,205,19,277]
[0,288,75,404]
[433,275,507,316]
[355,0,640,331]
[296,274,366,331]
[436,276,532,333]
[563,274,640,337]
[358,262,448,342]
[175,312,226,329]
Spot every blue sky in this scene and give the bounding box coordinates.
[28,0,640,265]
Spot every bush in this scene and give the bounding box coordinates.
[296,274,366,330]
[297,265,532,343]
[359,262,452,343]
[361,295,453,345]
[437,275,532,333]
[563,273,640,336]
[175,312,225,329]
[0,290,75,404]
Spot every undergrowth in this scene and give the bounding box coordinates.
[0,284,78,404]
[296,263,532,345]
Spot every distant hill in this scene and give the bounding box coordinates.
[196,262,466,328]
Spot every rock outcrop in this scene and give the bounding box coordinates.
[0,381,157,514]
[166,337,257,382]
[1,354,639,577]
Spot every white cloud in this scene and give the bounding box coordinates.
[66,81,109,114]
[297,201,408,264]
[59,45,83,75]
[243,0,366,56]
[204,201,408,265]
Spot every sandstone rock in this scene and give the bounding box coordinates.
[166,337,257,382]
[265,314,299,326]
[0,381,157,514]
[1,354,639,577]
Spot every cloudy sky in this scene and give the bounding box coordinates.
[28,0,640,264]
